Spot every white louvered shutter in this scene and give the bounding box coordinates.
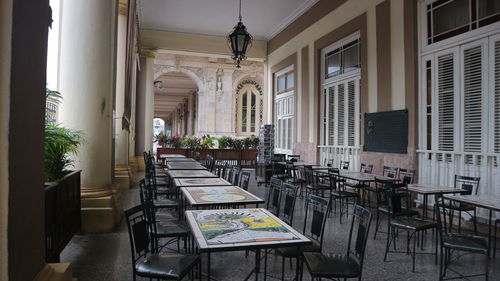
[495,40,500,153]
[337,83,345,146]
[437,54,455,151]
[462,46,483,153]
[328,87,335,145]
[347,80,356,146]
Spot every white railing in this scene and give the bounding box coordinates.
[318,145,360,171]
[417,150,500,220]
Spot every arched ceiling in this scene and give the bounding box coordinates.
[154,72,197,118]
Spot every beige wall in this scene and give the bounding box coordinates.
[141,29,267,60]
[267,0,409,152]
[0,0,12,279]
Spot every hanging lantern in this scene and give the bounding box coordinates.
[227,0,252,68]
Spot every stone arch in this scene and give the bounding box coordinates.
[154,65,206,93]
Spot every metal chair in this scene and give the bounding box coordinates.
[275,194,331,281]
[382,166,400,179]
[280,183,299,226]
[267,177,283,216]
[238,171,251,190]
[383,183,437,272]
[340,160,350,170]
[329,168,359,224]
[124,204,201,281]
[435,195,489,280]
[231,166,241,186]
[302,204,372,281]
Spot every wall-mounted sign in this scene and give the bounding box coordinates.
[364,109,408,154]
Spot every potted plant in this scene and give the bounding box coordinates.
[218,136,231,149]
[171,133,182,148]
[200,134,216,149]
[182,135,200,150]
[154,132,168,147]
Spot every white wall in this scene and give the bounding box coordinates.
[0,0,12,279]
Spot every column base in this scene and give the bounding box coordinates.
[135,156,145,171]
[33,263,75,281]
[128,157,138,173]
[80,183,122,233]
[114,165,132,189]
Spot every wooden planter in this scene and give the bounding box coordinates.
[45,170,81,262]
[156,148,258,168]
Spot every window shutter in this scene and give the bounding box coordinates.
[328,87,335,145]
[495,40,500,153]
[337,83,345,146]
[463,46,483,153]
[437,54,455,151]
[347,80,356,146]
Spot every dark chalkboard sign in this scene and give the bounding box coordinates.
[364,109,408,154]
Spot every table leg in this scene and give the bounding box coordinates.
[489,209,493,258]
[255,249,261,281]
[207,252,211,281]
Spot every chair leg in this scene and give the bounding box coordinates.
[384,226,391,262]
[412,233,417,272]
[374,209,380,239]
[281,256,285,281]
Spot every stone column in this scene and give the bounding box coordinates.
[114,2,132,188]
[58,0,121,232]
[128,52,138,172]
[135,49,155,169]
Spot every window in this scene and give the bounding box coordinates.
[324,39,360,79]
[426,0,500,45]
[320,33,361,148]
[236,80,263,136]
[275,66,294,154]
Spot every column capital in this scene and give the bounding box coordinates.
[140,48,157,58]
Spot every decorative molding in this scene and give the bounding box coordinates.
[266,0,320,39]
[236,79,263,95]
[119,2,128,16]
[140,48,156,58]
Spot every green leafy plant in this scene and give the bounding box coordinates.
[218,136,231,149]
[242,137,252,149]
[46,88,63,103]
[251,135,259,148]
[200,134,216,149]
[44,122,84,182]
[154,133,168,146]
[171,134,182,148]
[182,135,200,149]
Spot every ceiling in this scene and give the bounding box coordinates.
[154,72,198,117]
[138,0,319,40]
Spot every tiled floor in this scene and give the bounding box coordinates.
[61,171,500,281]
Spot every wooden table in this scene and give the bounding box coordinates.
[181,185,264,208]
[174,178,232,188]
[165,158,197,163]
[166,170,218,179]
[408,184,467,219]
[165,162,207,170]
[444,194,500,256]
[185,208,311,281]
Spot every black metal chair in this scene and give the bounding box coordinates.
[280,183,299,226]
[139,179,177,222]
[124,204,201,281]
[435,195,489,280]
[302,204,372,281]
[304,166,331,198]
[286,154,301,162]
[275,194,331,281]
[329,168,359,224]
[373,178,419,239]
[238,171,251,190]
[383,182,438,272]
[399,168,416,184]
[382,166,400,179]
[231,166,241,186]
[340,160,350,170]
[267,177,283,216]
[272,161,291,182]
[439,175,480,233]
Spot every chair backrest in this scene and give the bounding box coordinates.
[374,177,393,211]
[360,163,373,174]
[271,161,286,176]
[303,194,330,249]
[295,166,306,182]
[303,165,315,186]
[383,166,399,179]
[125,204,153,271]
[267,177,283,216]
[281,183,298,226]
[347,205,372,270]
[138,179,149,204]
[454,175,480,195]
[326,159,335,167]
[225,166,234,182]
[231,166,241,186]
[287,154,301,162]
[434,195,450,234]
[239,171,251,190]
[399,168,416,184]
[327,168,341,190]
[340,160,350,170]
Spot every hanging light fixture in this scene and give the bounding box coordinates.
[227,0,253,68]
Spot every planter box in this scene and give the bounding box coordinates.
[156,148,258,168]
[45,170,81,262]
